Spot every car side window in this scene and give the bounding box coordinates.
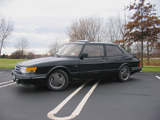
[106,45,123,56]
[82,45,104,57]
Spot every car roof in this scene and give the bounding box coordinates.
[70,40,117,46]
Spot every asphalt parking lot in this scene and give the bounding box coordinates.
[0,69,160,120]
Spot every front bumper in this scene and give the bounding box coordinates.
[12,70,47,85]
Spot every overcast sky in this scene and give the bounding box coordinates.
[0,0,160,55]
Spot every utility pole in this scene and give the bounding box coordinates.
[141,5,144,67]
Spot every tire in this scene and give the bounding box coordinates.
[118,65,131,82]
[47,69,69,91]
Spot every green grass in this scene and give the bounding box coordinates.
[142,65,160,72]
[0,58,160,72]
[0,58,27,69]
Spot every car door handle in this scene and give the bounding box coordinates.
[102,58,107,61]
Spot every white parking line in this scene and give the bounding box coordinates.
[47,79,101,120]
[156,76,160,79]
[0,80,13,85]
[47,80,89,119]
[0,82,15,88]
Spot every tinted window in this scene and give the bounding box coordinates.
[106,45,123,56]
[82,45,104,57]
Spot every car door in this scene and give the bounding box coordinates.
[105,45,125,77]
[79,44,106,80]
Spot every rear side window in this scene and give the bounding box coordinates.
[106,45,123,56]
[82,45,104,57]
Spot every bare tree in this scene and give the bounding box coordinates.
[15,37,29,59]
[48,38,66,56]
[0,18,14,56]
[132,42,142,57]
[106,13,128,43]
[107,17,119,42]
[66,16,108,42]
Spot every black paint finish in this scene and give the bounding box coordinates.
[12,41,142,87]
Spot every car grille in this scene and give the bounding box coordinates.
[15,65,21,73]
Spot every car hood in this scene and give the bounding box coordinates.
[17,57,79,67]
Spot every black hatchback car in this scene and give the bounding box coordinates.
[12,40,142,90]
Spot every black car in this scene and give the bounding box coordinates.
[12,40,142,91]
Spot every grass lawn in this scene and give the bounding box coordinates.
[142,65,160,72]
[0,58,160,72]
[0,58,27,69]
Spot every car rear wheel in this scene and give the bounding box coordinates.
[119,65,131,82]
[47,69,69,91]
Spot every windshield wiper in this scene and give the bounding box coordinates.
[55,54,61,58]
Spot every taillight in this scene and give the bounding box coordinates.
[138,62,141,67]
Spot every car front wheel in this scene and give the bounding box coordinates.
[119,65,131,82]
[47,69,69,91]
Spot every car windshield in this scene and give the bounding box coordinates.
[57,44,83,57]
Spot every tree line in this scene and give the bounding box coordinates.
[66,0,160,67]
[0,0,160,66]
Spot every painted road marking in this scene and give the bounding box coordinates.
[47,80,89,118]
[0,80,15,88]
[47,79,101,120]
[156,76,160,79]
[0,80,13,85]
[0,82,15,88]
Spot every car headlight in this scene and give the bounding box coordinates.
[20,67,37,73]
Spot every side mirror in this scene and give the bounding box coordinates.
[80,53,88,59]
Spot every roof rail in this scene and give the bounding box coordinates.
[75,40,89,43]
